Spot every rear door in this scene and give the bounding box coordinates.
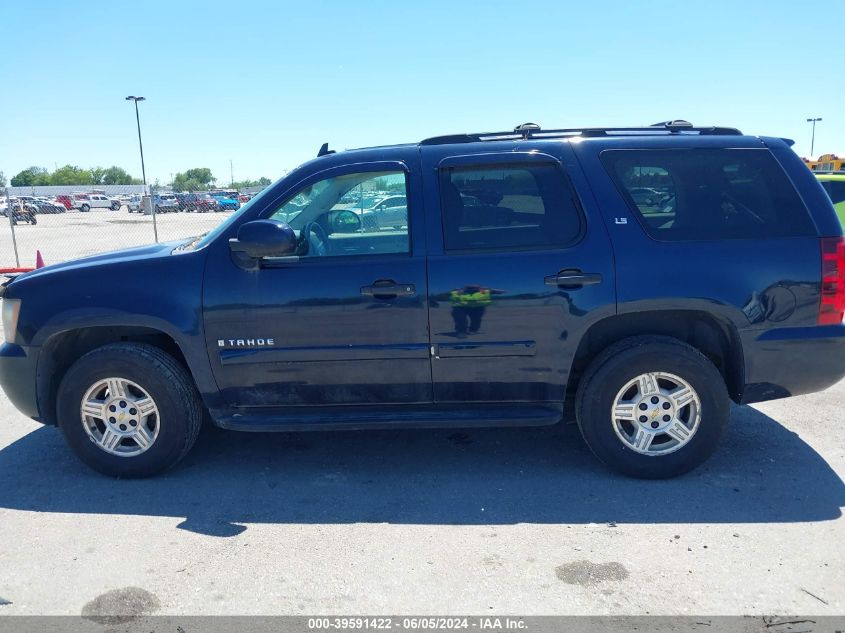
[421,144,616,403]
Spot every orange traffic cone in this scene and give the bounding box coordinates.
[35,250,45,269]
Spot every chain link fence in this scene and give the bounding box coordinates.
[0,185,250,269]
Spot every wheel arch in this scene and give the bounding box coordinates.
[37,325,199,426]
[568,310,745,410]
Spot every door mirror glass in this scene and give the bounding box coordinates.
[331,209,362,233]
[230,219,297,258]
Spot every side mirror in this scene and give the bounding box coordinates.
[229,219,297,261]
[332,209,362,233]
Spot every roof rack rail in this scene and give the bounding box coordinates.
[420,121,743,146]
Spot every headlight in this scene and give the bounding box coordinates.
[2,299,21,344]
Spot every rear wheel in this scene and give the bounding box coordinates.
[57,343,203,478]
[80,204,90,212]
[575,336,729,479]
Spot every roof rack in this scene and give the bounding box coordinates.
[420,120,743,146]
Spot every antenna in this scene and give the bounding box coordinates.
[317,143,335,157]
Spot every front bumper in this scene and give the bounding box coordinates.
[0,342,41,420]
[741,324,845,403]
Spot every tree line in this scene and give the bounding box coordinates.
[6,166,272,192]
[10,165,142,187]
[171,168,271,192]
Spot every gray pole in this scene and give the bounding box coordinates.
[127,96,157,242]
[133,100,147,186]
[806,117,822,158]
[5,190,20,267]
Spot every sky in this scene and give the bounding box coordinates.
[1,0,843,186]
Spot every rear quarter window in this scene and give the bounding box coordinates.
[601,149,816,240]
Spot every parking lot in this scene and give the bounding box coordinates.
[0,208,235,267]
[0,357,842,616]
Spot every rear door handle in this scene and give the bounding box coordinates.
[544,271,603,287]
[361,281,416,299]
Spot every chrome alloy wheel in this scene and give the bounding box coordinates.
[611,372,701,456]
[80,377,160,457]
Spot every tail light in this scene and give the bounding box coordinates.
[819,236,845,325]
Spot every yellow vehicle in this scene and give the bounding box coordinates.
[816,173,845,227]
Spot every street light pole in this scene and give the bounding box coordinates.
[806,117,822,158]
[126,95,157,242]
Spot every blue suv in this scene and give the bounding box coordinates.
[1,121,844,479]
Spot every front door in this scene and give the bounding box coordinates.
[202,159,432,408]
[421,146,616,403]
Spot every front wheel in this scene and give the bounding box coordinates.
[57,343,203,478]
[80,204,90,212]
[575,336,729,479]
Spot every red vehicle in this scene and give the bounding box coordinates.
[55,195,73,210]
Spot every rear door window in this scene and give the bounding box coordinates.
[439,163,583,251]
[602,149,816,240]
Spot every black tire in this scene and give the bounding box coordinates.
[57,343,203,478]
[29,215,36,225]
[80,204,90,212]
[575,335,729,479]
[111,202,120,210]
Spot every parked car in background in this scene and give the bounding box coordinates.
[210,191,241,210]
[175,192,220,212]
[13,197,43,214]
[36,197,66,214]
[174,193,192,211]
[627,187,664,206]
[192,193,222,212]
[124,195,142,213]
[362,195,408,229]
[152,193,179,213]
[55,195,73,210]
[72,193,120,212]
[14,196,61,214]
[4,199,37,224]
[816,173,845,227]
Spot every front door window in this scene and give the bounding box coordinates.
[268,171,410,258]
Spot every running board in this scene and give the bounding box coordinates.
[212,403,563,432]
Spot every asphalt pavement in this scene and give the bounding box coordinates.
[0,375,842,617]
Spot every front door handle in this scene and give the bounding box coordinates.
[361,280,416,299]
[544,271,603,287]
